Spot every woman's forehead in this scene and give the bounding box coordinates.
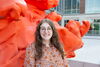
[40,22,50,27]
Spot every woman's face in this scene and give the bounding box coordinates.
[40,22,53,41]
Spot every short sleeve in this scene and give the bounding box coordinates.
[24,44,36,67]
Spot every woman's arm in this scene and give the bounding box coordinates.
[24,44,35,67]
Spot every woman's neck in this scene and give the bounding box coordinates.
[42,40,50,47]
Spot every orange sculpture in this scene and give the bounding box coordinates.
[0,0,90,67]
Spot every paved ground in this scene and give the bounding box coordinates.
[68,36,100,67]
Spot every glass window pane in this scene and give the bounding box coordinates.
[65,0,71,9]
[72,9,76,13]
[76,0,80,9]
[72,0,77,9]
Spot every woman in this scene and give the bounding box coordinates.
[24,19,68,67]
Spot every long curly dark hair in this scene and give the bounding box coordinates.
[35,19,64,60]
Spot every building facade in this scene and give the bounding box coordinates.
[53,0,100,36]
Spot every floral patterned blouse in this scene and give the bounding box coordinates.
[24,44,68,67]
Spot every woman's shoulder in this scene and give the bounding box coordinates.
[25,43,36,57]
[26,43,36,50]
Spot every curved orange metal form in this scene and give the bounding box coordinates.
[0,0,90,67]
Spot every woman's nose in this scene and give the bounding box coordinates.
[45,29,48,33]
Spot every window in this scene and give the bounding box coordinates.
[53,0,80,15]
